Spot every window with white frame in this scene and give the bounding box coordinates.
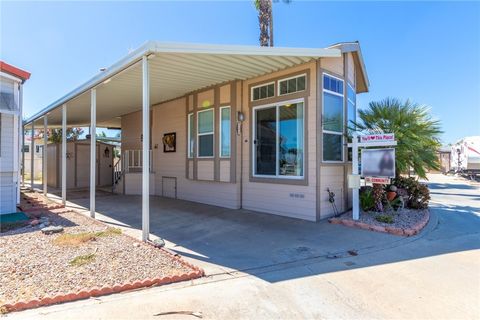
[219,106,231,157]
[0,78,17,111]
[322,74,344,162]
[278,74,306,96]
[253,100,304,178]
[197,109,214,157]
[251,82,275,101]
[187,113,194,158]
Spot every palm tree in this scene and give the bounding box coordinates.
[254,0,272,46]
[351,98,442,179]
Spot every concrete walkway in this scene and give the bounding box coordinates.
[12,174,480,319]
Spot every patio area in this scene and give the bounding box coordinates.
[33,188,406,279]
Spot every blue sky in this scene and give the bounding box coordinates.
[1,1,479,144]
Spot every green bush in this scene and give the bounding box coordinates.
[392,176,430,209]
[359,187,375,212]
[375,214,394,224]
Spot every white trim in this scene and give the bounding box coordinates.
[0,71,23,83]
[322,72,345,163]
[252,98,305,179]
[197,108,214,158]
[187,113,194,158]
[219,106,231,158]
[277,73,307,96]
[251,81,275,102]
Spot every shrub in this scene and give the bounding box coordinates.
[375,214,394,224]
[372,184,385,212]
[360,187,375,212]
[392,176,430,209]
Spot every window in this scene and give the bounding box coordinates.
[187,113,194,158]
[322,74,344,162]
[347,83,356,161]
[278,74,306,95]
[219,107,231,157]
[251,82,275,101]
[253,101,304,178]
[197,109,214,157]
[0,78,16,111]
[22,145,30,153]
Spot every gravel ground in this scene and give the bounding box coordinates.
[0,209,193,307]
[337,208,429,229]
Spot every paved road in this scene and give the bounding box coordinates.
[9,174,480,319]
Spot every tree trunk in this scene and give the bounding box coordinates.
[269,0,274,47]
[258,0,271,46]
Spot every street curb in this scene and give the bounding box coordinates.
[329,210,430,237]
[4,193,204,314]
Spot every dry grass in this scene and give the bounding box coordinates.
[54,227,122,246]
[69,253,96,267]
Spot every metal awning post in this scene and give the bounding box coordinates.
[30,122,34,190]
[21,125,25,187]
[90,89,96,218]
[142,55,150,242]
[43,116,48,196]
[61,104,67,205]
[351,134,359,220]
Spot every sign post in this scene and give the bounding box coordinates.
[348,133,397,220]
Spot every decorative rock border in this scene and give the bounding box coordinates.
[329,210,430,237]
[4,193,205,314]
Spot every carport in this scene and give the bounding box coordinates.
[23,41,343,241]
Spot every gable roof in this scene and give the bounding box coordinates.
[0,61,31,82]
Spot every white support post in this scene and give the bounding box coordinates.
[90,89,96,218]
[61,104,67,205]
[30,122,34,190]
[43,116,48,196]
[141,55,150,242]
[21,125,25,187]
[352,134,360,220]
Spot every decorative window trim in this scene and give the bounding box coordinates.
[322,72,345,163]
[219,106,231,158]
[196,108,214,158]
[277,73,307,96]
[250,81,275,102]
[187,113,194,158]
[252,98,305,180]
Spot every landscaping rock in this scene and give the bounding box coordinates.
[151,238,165,248]
[30,219,40,226]
[41,226,64,235]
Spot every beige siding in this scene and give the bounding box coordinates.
[319,166,345,219]
[151,96,239,209]
[219,84,231,104]
[241,61,318,221]
[320,57,344,76]
[124,172,155,195]
[219,160,230,182]
[47,144,58,187]
[121,111,142,151]
[347,53,355,85]
[197,161,214,181]
[197,89,214,108]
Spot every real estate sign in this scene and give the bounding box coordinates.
[360,133,395,143]
[361,148,396,178]
[364,177,391,185]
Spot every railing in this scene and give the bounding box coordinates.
[123,150,153,173]
[113,157,123,186]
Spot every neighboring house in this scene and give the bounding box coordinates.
[24,41,369,222]
[0,61,30,214]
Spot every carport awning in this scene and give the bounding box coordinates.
[25,41,367,128]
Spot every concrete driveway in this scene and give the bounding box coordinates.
[10,174,480,319]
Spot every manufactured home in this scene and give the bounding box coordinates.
[0,61,30,214]
[23,42,369,239]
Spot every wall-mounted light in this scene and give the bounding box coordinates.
[237,111,245,122]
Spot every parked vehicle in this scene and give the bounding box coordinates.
[450,136,480,177]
